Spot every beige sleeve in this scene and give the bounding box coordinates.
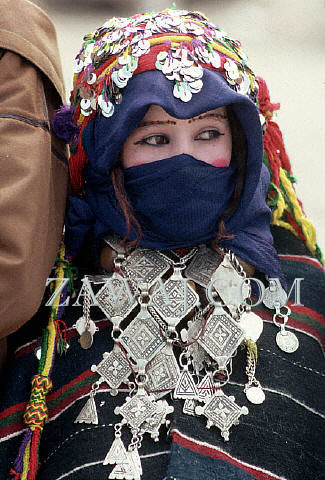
[0,49,68,338]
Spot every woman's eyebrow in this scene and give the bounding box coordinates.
[188,112,228,123]
[139,119,177,127]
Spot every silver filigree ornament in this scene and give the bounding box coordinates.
[74,393,98,425]
[195,388,248,441]
[174,352,199,400]
[210,253,250,317]
[141,399,174,441]
[198,307,245,369]
[145,342,180,399]
[185,244,221,288]
[151,266,200,330]
[114,385,174,444]
[91,344,132,396]
[103,421,143,480]
[115,386,157,429]
[181,312,211,374]
[96,271,137,327]
[122,248,170,289]
[118,303,166,373]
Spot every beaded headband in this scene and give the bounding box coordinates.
[71,8,258,124]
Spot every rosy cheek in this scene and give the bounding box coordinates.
[132,161,144,167]
[210,157,230,167]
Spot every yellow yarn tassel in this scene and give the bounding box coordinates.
[271,167,320,260]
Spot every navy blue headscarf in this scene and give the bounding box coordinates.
[65,68,284,284]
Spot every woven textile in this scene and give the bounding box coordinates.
[0,228,324,480]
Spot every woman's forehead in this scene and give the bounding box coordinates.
[142,104,228,122]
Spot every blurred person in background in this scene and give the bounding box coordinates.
[0,0,68,376]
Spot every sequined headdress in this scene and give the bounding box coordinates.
[68,8,257,190]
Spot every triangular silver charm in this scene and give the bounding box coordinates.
[74,395,98,424]
[174,370,198,399]
[128,449,142,476]
[103,437,128,465]
[197,373,214,402]
[183,398,196,416]
[109,456,139,480]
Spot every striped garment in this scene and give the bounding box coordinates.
[0,227,324,480]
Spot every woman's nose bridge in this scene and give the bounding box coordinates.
[173,127,195,155]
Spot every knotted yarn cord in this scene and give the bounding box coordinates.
[8,242,70,480]
[258,76,323,265]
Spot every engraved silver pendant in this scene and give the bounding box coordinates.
[119,305,165,372]
[210,254,250,315]
[198,308,245,369]
[145,343,180,399]
[185,244,221,288]
[103,234,127,254]
[122,248,170,288]
[141,399,174,441]
[128,448,142,477]
[183,317,211,374]
[114,387,158,429]
[263,279,287,309]
[104,435,142,479]
[75,395,98,424]
[91,345,132,394]
[96,271,137,321]
[151,267,200,328]
[276,329,299,353]
[197,373,214,402]
[103,436,128,465]
[109,455,140,480]
[183,398,197,416]
[195,389,249,441]
[174,368,199,400]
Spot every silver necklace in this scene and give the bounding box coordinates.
[74,240,268,479]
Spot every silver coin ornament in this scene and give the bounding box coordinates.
[263,284,287,309]
[276,330,299,353]
[245,385,266,405]
[239,311,263,343]
[79,330,93,350]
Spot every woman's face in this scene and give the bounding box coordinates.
[121,105,232,169]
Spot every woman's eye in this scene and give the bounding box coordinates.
[196,130,224,140]
[135,135,169,146]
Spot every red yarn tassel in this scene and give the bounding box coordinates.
[29,428,41,480]
[69,137,87,192]
[68,115,94,192]
[258,76,293,184]
[9,469,21,479]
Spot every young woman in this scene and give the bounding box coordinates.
[1,8,324,480]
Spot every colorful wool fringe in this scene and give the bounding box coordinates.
[257,76,323,265]
[8,243,71,480]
